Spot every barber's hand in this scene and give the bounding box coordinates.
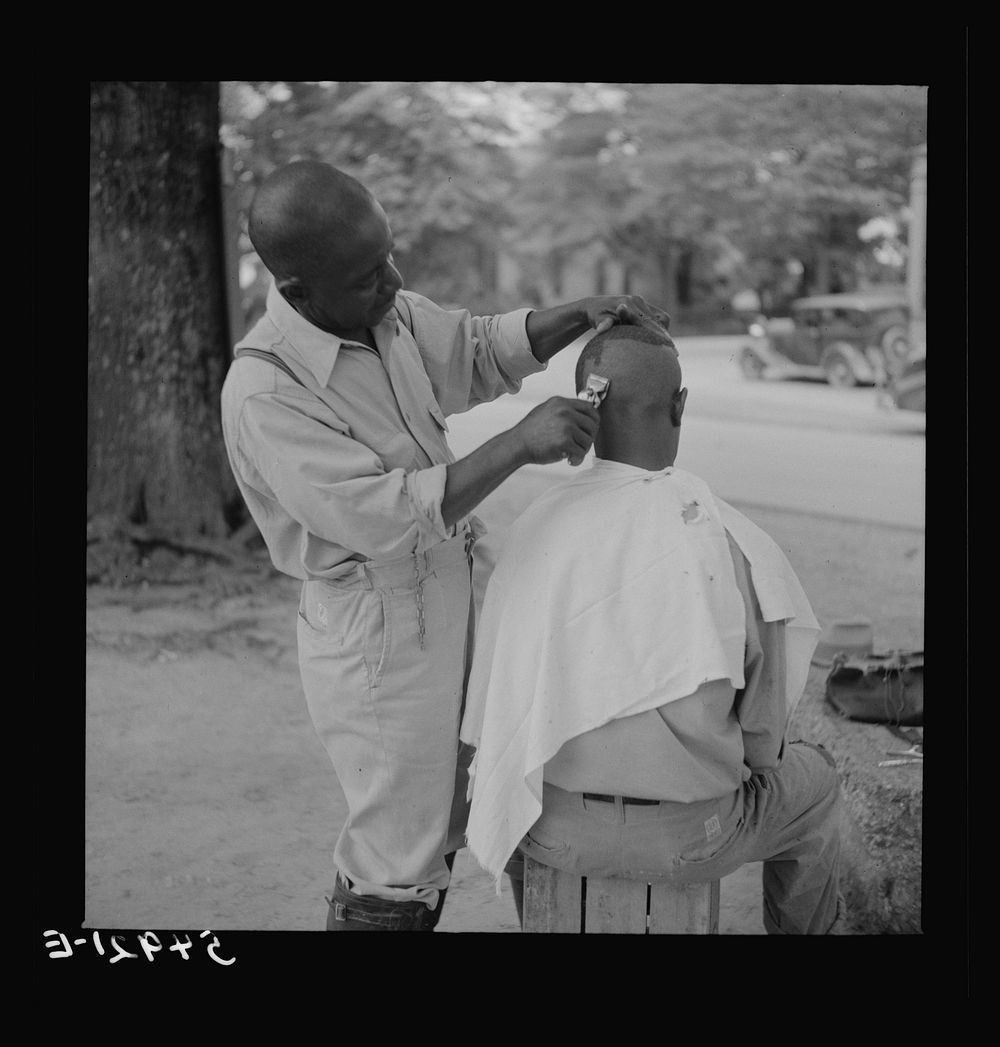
[586,295,674,344]
[514,397,601,467]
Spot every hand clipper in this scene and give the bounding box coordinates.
[579,373,610,408]
[568,373,610,466]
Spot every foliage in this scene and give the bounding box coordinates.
[514,83,926,311]
[221,82,927,324]
[221,81,520,312]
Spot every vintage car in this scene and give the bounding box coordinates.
[738,291,910,388]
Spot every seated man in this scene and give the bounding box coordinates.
[460,324,843,934]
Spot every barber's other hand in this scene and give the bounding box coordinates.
[514,397,601,466]
[587,296,673,342]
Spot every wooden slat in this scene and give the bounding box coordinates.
[584,876,648,933]
[647,880,720,934]
[523,853,720,934]
[523,855,583,932]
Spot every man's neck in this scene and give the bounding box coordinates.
[600,450,675,471]
[340,328,378,350]
[308,316,375,349]
[281,292,378,350]
[594,436,678,472]
[313,321,378,352]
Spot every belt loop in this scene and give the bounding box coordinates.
[358,561,374,590]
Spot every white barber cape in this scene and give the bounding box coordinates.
[459,459,820,886]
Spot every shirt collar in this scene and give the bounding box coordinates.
[264,280,396,389]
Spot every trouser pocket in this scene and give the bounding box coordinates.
[298,580,390,691]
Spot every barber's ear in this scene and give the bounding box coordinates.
[277,277,306,304]
[671,387,688,426]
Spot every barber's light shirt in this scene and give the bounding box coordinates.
[460,460,820,884]
[221,282,542,579]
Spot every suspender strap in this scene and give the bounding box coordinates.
[233,347,307,388]
[236,295,413,386]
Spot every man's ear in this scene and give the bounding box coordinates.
[277,276,306,305]
[671,387,688,426]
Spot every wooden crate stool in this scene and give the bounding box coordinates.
[522,854,719,934]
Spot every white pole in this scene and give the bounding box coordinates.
[907,144,927,351]
[907,144,927,653]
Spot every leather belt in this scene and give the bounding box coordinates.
[582,792,661,806]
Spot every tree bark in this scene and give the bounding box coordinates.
[676,247,694,307]
[89,81,235,539]
[548,250,564,300]
[655,244,678,308]
[594,254,607,296]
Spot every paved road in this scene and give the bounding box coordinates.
[446,335,925,531]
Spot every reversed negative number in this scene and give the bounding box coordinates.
[43,929,235,965]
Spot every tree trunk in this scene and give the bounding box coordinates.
[811,214,836,294]
[594,254,607,296]
[548,251,564,299]
[89,81,235,539]
[797,257,815,298]
[477,238,498,296]
[676,247,694,307]
[655,244,678,308]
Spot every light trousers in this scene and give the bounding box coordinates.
[297,532,476,909]
[515,740,843,934]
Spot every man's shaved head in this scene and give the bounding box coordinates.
[248,161,378,282]
[576,324,688,468]
[246,161,403,338]
[576,324,683,409]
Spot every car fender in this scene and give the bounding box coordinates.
[880,323,910,356]
[820,341,876,382]
[740,338,789,369]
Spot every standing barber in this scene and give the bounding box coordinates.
[220,160,671,931]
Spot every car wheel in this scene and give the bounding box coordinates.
[881,325,910,366]
[739,347,766,380]
[822,346,858,388]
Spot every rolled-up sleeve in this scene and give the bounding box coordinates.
[237,391,453,570]
[399,292,545,416]
[730,538,788,771]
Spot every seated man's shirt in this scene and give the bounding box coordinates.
[459,459,819,884]
[543,534,783,802]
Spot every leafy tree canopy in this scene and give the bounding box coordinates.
[221,82,927,315]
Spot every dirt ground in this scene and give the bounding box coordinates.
[84,471,924,937]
